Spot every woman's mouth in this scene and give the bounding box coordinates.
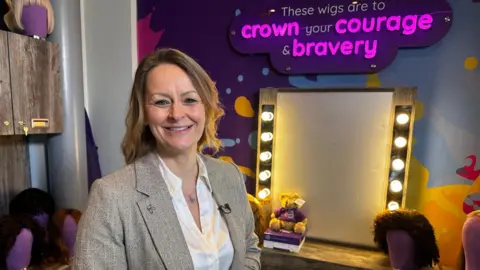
[164,125,193,132]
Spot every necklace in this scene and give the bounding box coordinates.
[185,189,197,204]
[187,193,196,204]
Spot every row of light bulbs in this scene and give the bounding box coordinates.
[257,111,275,200]
[386,112,411,211]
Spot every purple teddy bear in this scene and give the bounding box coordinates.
[269,193,307,234]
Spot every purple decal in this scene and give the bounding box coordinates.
[229,0,453,74]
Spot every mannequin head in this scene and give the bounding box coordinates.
[0,215,47,269]
[373,209,440,269]
[52,209,82,258]
[460,210,480,270]
[386,230,415,269]
[9,188,69,266]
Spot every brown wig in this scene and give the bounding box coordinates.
[247,194,267,247]
[121,48,225,164]
[373,209,440,268]
[0,214,47,268]
[52,209,82,229]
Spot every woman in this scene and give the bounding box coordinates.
[73,48,261,269]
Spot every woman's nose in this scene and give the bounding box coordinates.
[168,103,186,120]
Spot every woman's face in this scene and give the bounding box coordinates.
[144,63,205,155]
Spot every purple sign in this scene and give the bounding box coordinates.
[229,0,453,74]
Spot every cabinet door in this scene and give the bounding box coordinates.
[0,31,14,135]
[0,136,30,216]
[8,32,62,135]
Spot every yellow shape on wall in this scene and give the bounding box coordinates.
[464,56,478,70]
[234,96,255,118]
[218,156,255,178]
[366,73,381,87]
[405,156,429,209]
[415,100,424,121]
[422,184,471,267]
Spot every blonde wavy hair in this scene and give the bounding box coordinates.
[122,48,224,164]
[4,0,55,34]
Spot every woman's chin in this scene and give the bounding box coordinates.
[161,142,197,155]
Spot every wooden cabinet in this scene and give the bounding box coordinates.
[0,31,62,136]
[0,31,14,136]
[0,136,30,216]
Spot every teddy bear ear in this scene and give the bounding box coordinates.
[279,193,290,201]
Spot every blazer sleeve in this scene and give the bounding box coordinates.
[230,163,262,270]
[72,179,127,270]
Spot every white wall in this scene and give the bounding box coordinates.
[80,0,138,175]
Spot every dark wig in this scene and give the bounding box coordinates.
[8,188,69,266]
[0,214,47,269]
[373,209,440,268]
[9,188,55,217]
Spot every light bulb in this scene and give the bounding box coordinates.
[259,170,271,181]
[258,188,271,199]
[259,151,272,161]
[396,113,409,125]
[387,201,400,211]
[389,180,403,192]
[261,112,274,121]
[261,132,273,142]
[392,159,405,171]
[394,137,407,148]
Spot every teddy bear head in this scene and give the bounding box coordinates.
[279,192,301,209]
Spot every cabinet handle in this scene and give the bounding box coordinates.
[3,121,9,126]
[23,126,28,136]
[18,121,24,126]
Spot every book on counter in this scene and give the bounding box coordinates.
[263,228,306,253]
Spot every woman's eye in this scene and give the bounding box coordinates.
[154,100,170,106]
[184,98,197,104]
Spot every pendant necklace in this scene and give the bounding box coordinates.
[187,193,196,204]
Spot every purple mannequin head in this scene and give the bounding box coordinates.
[462,211,480,270]
[52,209,82,258]
[386,230,415,270]
[62,215,78,258]
[373,209,440,269]
[0,215,47,269]
[3,0,55,38]
[6,228,33,270]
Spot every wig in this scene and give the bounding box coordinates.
[9,188,55,217]
[373,209,440,268]
[3,0,54,33]
[9,188,69,266]
[0,214,47,269]
[247,194,267,247]
[458,210,480,270]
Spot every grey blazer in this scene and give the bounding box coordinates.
[72,152,261,269]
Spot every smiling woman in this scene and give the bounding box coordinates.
[73,48,261,270]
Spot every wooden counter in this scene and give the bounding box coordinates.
[261,239,391,270]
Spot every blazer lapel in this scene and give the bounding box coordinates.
[135,152,193,270]
[203,156,245,270]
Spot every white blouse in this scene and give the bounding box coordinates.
[158,155,234,270]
